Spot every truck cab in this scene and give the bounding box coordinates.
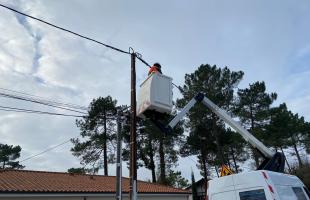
[208,170,310,200]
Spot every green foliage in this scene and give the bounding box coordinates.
[67,167,86,174]
[235,81,277,167]
[265,103,309,167]
[221,128,248,172]
[264,103,291,149]
[235,81,277,130]
[71,96,117,175]
[67,64,310,186]
[285,112,309,167]
[291,162,310,189]
[122,108,184,185]
[177,64,244,175]
[164,170,189,189]
[0,143,24,169]
[67,167,98,174]
[122,118,159,182]
[303,122,310,154]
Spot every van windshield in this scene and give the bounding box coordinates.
[275,185,308,200]
[239,189,267,200]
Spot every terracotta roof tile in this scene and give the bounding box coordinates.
[0,169,190,194]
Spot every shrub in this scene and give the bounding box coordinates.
[291,162,310,189]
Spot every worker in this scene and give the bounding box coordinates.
[148,63,162,76]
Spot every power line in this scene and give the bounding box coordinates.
[0,3,169,81]
[0,92,87,114]
[135,53,151,68]
[0,87,88,110]
[20,138,77,163]
[0,4,183,103]
[0,105,84,117]
[135,53,184,92]
[0,3,156,70]
[0,4,130,55]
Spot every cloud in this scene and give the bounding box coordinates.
[0,0,310,181]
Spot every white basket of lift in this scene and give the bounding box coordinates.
[137,73,173,118]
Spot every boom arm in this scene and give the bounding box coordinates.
[167,93,285,172]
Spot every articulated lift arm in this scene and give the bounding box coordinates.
[167,93,285,172]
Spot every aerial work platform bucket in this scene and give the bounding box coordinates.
[137,73,173,118]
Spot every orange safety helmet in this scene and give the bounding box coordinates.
[148,63,162,75]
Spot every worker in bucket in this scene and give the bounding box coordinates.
[148,63,162,75]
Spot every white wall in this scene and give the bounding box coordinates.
[0,194,190,200]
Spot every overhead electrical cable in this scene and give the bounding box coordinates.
[0,87,88,110]
[0,4,184,94]
[19,138,77,163]
[0,4,181,89]
[0,105,118,119]
[0,4,130,55]
[0,92,87,114]
[0,105,85,117]
[0,4,156,70]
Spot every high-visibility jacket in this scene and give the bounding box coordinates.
[148,66,162,75]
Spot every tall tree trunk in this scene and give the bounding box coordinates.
[227,157,232,169]
[280,147,291,173]
[103,111,108,176]
[200,148,208,199]
[148,139,156,183]
[214,166,219,178]
[251,148,260,168]
[230,147,238,173]
[212,115,225,164]
[215,131,225,164]
[293,143,303,167]
[250,108,260,167]
[159,138,166,184]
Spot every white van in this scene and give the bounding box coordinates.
[207,170,310,200]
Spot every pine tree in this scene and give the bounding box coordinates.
[71,96,117,175]
[221,128,248,173]
[122,118,158,183]
[286,112,308,167]
[0,143,24,169]
[235,81,277,167]
[264,103,291,150]
[122,114,184,185]
[165,170,189,188]
[177,64,244,179]
[265,103,310,168]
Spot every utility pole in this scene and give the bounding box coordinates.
[116,109,123,200]
[129,53,137,200]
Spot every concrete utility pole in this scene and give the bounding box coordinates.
[116,109,123,200]
[129,53,137,200]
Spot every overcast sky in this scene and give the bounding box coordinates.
[0,0,309,181]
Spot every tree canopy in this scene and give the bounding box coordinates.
[68,63,310,188]
[71,96,117,175]
[0,143,24,169]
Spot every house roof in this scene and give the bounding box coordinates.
[0,169,190,194]
[185,178,206,190]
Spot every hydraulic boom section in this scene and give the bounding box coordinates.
[167,92,285,172]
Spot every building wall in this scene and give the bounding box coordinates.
[0,194,190,200]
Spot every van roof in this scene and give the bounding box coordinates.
[208,170,304,194]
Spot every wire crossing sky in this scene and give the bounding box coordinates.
[0,3,153,69]
[0,3,130,55]
[0,0,309,181]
